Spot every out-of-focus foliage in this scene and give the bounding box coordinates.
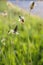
[0,1,7,11]
[0,1,43,65]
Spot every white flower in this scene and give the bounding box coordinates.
[16,32,19,35]
[10,29,14,33]
[8,29,14,34]
[18,19,21,22]
[8,29,19,35]
[21,16,24,20]
[19,16,24,22]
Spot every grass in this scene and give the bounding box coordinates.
[0,1,43,65]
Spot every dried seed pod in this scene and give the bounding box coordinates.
[14,25,18,33]
[30,1,35,10]
[19,16,24,23]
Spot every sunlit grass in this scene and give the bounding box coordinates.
[0,1,43,65]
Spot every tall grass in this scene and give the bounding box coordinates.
[0,1,43,65]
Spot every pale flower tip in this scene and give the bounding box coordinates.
[8,29,14,34]
[16,32,19,35]
[11,29,14,32]
[19,19,21,22]
[22,16,24,20]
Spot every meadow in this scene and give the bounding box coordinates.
[0,1,43,65]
